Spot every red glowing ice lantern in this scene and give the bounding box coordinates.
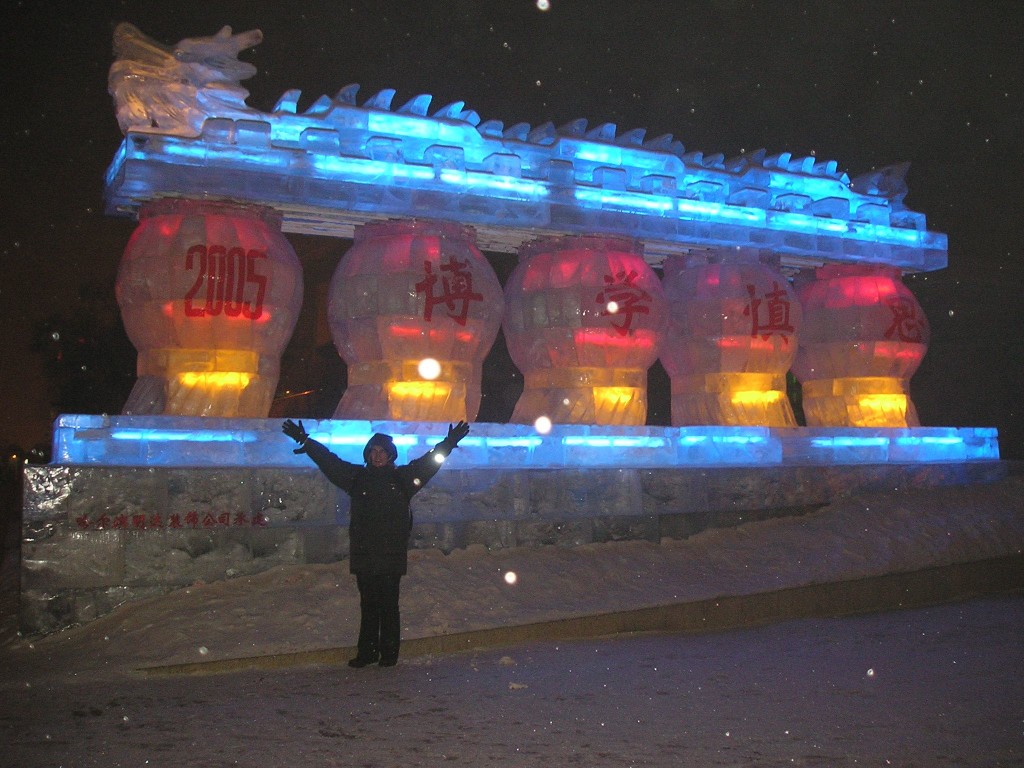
[328,219,504,421]
[116,199,303,417]
[502,236,667,426]
[792,264,930,427]
[659,250,801,426]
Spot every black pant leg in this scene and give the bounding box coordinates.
[355,574,381,660]
[378,574,403,662]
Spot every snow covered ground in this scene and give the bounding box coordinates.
[0,472,1021,766]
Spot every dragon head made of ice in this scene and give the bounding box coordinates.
[109,22,263,136]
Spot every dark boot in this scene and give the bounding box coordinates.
[348,653,379,668]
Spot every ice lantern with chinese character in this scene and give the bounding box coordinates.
[116,199,303,417]
[792,264,930,427]
[659,250,801,426]
[328,219,504,422]
[503,236,667,425]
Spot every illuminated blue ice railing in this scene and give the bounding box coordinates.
[106,119,947,271]
[51,415,999,468]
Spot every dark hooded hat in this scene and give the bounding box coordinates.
[363,432,398,464]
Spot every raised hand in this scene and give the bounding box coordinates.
[446,420,470,447]
[282,419,309,447]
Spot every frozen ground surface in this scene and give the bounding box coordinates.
[1,598,1021,767]
[0,473,1022,766]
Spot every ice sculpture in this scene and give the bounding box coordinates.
[792,265,930,427]
[660,249,801,427]
[116,199,303,417]
[108,22,263,136]
[328,219,504,421]
[99,24,955,433]
[503,236,667,425]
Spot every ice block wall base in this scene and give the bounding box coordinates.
[21,440,1005,636]
[19,414,1003,636]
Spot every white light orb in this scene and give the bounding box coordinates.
[534,415,552,434]
[504,571,517,585]
[418,357,442,380]
[606,300,619,314]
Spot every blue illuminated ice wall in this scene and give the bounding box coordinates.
[53,415,998,468]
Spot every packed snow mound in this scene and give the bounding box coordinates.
[3,475,1021,681]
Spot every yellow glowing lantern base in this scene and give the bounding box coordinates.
[130,348,266,418]
[671,372,796,427]
[513,368,647,426]
[341,359,472,422]
[801,377,919,428]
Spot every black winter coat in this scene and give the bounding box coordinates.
[302,438,453,575]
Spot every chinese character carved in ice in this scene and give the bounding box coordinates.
[659,250,802,427]
[792,264,930,427]
[328,219,503,422]
[503,236,666,426]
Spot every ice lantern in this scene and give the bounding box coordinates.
[328,219,504,422]
[503,236,667,426]
[116,199,303,417]
[659,250,801,427]
[792,264,930,427]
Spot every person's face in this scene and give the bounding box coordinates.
[368,445,391,467]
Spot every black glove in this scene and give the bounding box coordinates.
[282,419,309,454]
[442,420,470,450]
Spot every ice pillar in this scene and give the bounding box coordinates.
[792,264,930,427]
[116,199,303,417]
[328,219,504,422]
[659,249,801,426]
[502,235,666,426]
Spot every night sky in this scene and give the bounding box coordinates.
[2,1,1021,457]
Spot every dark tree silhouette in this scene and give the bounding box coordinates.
[31,285,136,418]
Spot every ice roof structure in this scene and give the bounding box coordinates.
[105,24,947,272]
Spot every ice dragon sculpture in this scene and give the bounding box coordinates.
[109,22,263,135]
[105,24,946,272]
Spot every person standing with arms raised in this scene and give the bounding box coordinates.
[283,419,470,667]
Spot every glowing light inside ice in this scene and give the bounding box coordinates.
[389,380,452,401]
[178,372,252,388]
[534,416,553,434]
[811,436,888,448]
[110,428,254,443]
[504,571,517,584]
[730,390,785,407]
